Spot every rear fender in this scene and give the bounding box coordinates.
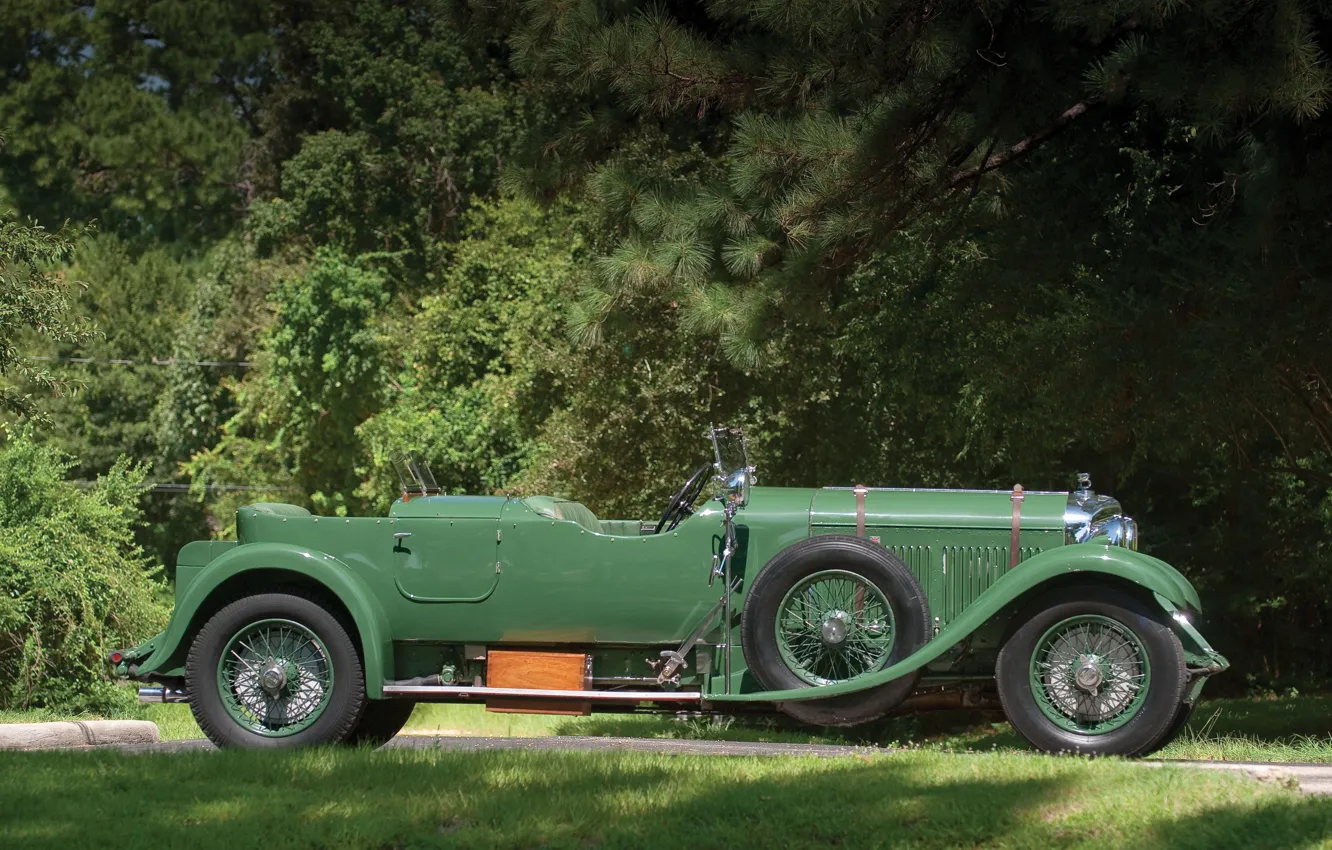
[713,543,1207,703]
[129,543,393,698]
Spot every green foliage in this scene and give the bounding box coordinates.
[0,209,94,420]
[357,197,579,507]
[0,432,168,713]
[28,236,195,476]
[0,0,270,242]
[189,249,389,519]
[508,0,1332,359]
[246,0,531,260]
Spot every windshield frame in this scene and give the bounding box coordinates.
[709,426,753,509]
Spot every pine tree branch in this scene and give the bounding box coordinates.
[948,99,1099,186]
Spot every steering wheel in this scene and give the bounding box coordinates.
[655,463,713,534]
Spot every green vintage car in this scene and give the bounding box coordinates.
[117,428,1227,755]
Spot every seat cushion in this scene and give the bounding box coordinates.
[597,519,644,537]
[522,496,601,532]
[247,502,312,518]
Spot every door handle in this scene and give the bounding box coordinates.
[393,531,412,539]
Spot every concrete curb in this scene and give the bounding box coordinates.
[0,720,160,750]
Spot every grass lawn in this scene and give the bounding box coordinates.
[4,745,1331,849]
[6,693,1332,762]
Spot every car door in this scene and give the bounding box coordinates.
[392,516,501,602]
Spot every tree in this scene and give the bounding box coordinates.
[503,0,1331,363]
[187,249,390,521]
[0,0,273,243]
[0,208,94,421]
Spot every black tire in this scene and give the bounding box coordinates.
[741,534,930,727]
[996,586,1187,757]
[186,592,367,749]
[345,700,416,748]
[1155,698,1198,750]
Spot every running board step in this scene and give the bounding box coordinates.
[381,684,702,702]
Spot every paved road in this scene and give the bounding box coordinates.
[104,734,1332,795]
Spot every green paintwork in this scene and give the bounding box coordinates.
[710,541,1215,703]
[811,487,1068,530]
[131,540,394,698]
[125,475,1228,710]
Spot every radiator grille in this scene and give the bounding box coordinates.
[888,544,932,589]
[939,545,1042,623]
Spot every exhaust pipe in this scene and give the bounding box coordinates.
[138,686,188,704]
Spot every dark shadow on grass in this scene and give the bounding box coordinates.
[1150,794,1332,849]
[0,747,1063,850]
[552,707,1029,751]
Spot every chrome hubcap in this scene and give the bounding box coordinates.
[820,611,851,645]
[1074,658,1104,693]
[258,661,288,695]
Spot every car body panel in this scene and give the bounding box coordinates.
[130,540,395,698]
[710,542,1217,702]
[124,481,1226,708]
[810,487,1067,530]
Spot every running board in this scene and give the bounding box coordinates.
[381,684,702,702]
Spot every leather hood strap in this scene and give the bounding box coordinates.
[1009,484,1025,567]
[854,485,869,538]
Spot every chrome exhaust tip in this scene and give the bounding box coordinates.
[138,686,188,704]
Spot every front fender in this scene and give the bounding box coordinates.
[129,543,393,698]
[713,543,1205,703]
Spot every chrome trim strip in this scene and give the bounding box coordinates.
[381,685,703,701]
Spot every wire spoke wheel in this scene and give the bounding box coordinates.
[1029,614,1151,735]
[217,618,335,737]
[774,569,896,686]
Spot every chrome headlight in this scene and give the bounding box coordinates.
[1065,473,1138,550]
[1090,515,1139,551]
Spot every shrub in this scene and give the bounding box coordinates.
[0,432,169,713]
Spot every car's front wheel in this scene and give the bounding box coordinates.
[996,586,1187,756]
[186,592,367,749]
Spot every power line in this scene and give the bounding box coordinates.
[145,483,291,493]
[72,481,291,493]
[25,355,253,368]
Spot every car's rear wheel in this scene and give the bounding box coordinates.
[345,700,416,748]
[741,535,930,727]
[186,592,367,749]
[996,586,1186,756]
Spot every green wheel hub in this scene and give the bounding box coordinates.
[775,569,896,685]
[217,618,335,737]
[1029,614,1151,735]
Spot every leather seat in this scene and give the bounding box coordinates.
[522,496,645,535]
[522,496,603,532]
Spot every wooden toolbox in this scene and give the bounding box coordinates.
[485,650,591,716]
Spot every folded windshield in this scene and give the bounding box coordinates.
[391,451,440,497]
